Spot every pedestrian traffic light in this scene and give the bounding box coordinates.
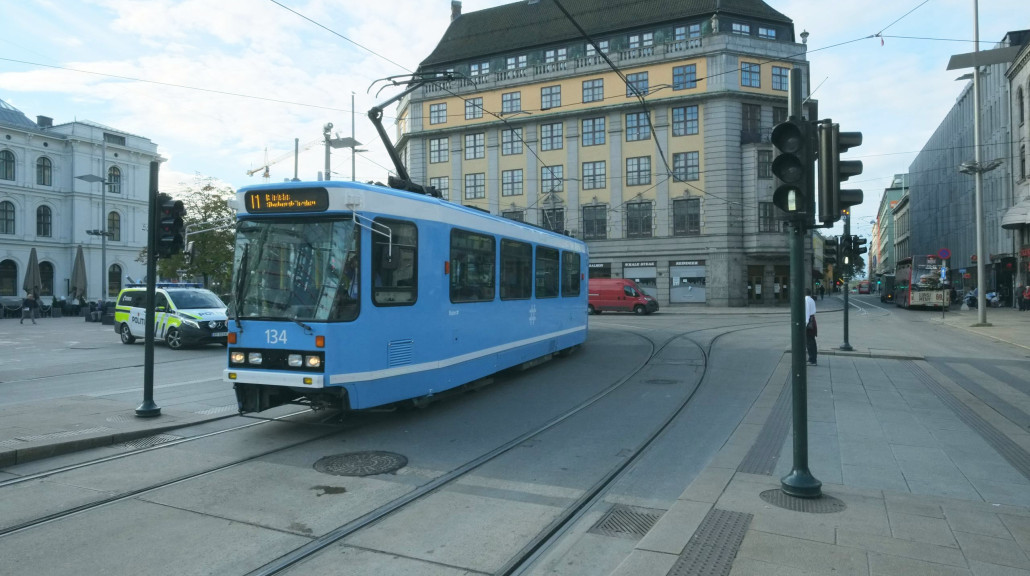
[851,235,868,256]
[771,117,815,221]
[817,122,864,224]
[156,193,186,258]
[824,237,838,266]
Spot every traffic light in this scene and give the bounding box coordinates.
[771,117,815,220]
[817,122,864,224]
[156,193,186,258]
[851,235,868,257]
[824,237,838,266]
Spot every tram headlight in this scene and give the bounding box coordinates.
[248,352,263,365]
[288,354,303,367]
[305,355,321,368]
[230,351,246,364]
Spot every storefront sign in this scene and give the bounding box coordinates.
[623,261,656,268]
[673,260,705,266]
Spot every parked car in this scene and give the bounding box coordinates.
[588,278,659,315]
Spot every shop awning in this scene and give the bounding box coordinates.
[1001,197,1030,230]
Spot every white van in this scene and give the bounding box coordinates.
[113,285,229,349]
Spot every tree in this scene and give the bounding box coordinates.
[138,176,236,294]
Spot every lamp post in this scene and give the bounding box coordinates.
[323,122,362,182]
[75,141,112,302]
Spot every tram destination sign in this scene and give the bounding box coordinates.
[245,187,330,213]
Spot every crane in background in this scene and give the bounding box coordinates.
[246,137,322,181]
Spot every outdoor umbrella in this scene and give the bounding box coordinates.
[70,245,87,300]
[22,247,42,296]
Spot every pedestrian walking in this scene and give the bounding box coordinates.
[21,292,39,324]
[1023,284,1030,311]
[805,288,817,365]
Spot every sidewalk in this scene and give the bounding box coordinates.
[609,302,1030,575]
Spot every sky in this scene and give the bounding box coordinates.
[0,0,1025,239]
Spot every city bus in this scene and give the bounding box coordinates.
[894,255,949,310]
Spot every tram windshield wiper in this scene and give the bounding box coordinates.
[233,244,249,333]
[291,317,313,334]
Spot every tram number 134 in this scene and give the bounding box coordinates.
[265,329,288,344]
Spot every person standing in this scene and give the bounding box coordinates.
[21,292,39,325]
[805,288,817,365]
[1023,284,1030,311]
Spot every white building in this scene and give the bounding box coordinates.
[0,98,161,309]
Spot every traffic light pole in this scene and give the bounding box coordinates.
[136,161,162,418]
[840,212,853,352]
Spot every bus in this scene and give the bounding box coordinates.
[894,255,949,310]
[857,280,871,294]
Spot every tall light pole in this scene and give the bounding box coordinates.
[324,122,362,182]
[76,141,111,302]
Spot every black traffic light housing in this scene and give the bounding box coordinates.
[824,236,839,266]
[818,122,864,224]
[771,117,815,222]
[156,193,186,258]
[851,235,868,256]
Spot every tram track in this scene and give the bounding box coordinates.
[248,318,784,576]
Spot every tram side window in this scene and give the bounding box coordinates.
[450,229,496,302]
[561,251,581,296]
[373,218,418,306]
[536,246,559,298]
[500,239,532,300]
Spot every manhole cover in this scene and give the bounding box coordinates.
[759,489,846,513]
[588,505,665,539]
[313,451,407,477]
[117,434,183,449]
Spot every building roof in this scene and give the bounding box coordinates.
[419,0,793,68]
[0,97,39,130]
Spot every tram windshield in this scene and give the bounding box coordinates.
[233,217,359,322]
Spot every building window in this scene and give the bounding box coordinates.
[429,103,447,125]
[582,161,606,190]
[772,66,789,91]
[626,156,651,186]
[108,264,122,298]
[541,209,564,233]
[673,198,701,236]
[470,61,490,76]
[1021,144,1027,180]
[541,85,561,109]
[759,202,780,232]
[36,157,52,186]
[582,79,604,103]
[544,48,567,63]
[501,92,521,114]
[39,261,53,295]
[741,62,761,88]
[464,173,486,199]
[673,65,697,90]
[108,211,121,241]
[732,23,751,35]
[758,150,773,178]
[629,34,641,48]
[773,106,788,125]
[626,72,648,97]
[104,133,125,146]
[465,97,483,120]
[582,205,607,240]
[672,152,700,182]
[672,106,699,136]
[541,122,563,151]
[541,165,563,193]
[464,133,484,160]
[585,40,609,56]
[0,150,14,181]
[0,200,14,234]
[502,169,524,196]
[758,27,776,39]
[582,117,606,146]
[429,138,448,163]
[626,201,653,238]
[502,210,524,222]
[502,128,523,155]
[626,112,651,141]
[742,104,761,136]
[506,55,527,69]
[429,176,449,200]
[36,206,52,237]
[674,25,701,40]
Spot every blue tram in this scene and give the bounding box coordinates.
[225,181,589,413]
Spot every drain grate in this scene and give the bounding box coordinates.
[759,489,846,513]
[668,508,753,576]
[313,451,407,477]
[117,434,183,449]
[588,504,665,539]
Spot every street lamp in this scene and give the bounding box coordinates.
[323,122,361,182]
[75,142,113,302]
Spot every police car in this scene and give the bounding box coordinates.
[114,284,229,349]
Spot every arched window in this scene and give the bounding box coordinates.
[1022,144,1027,181]
[1019,87,1026,126]
[0,200,14,235]
[0,259,16,296]
[37,205,52,237]
[108,264,122,297]
[108,211,121,241]
[36,157,52,186]
[107,166,122,194]
[40,261,54,296]
[0,150,14,181]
